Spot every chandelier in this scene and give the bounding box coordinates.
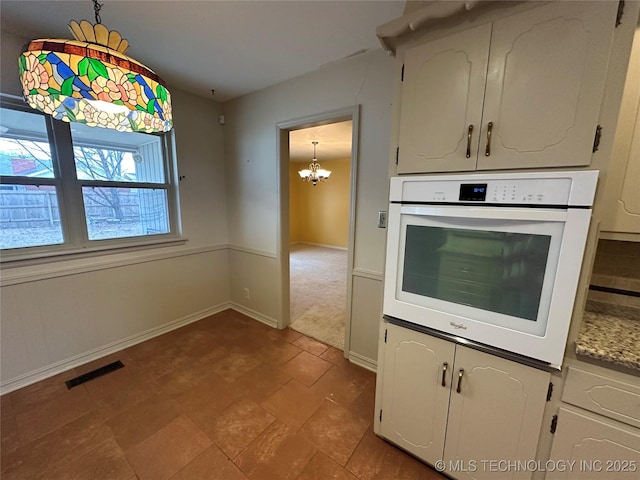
[18,0,172,133]
[298,141,331,186]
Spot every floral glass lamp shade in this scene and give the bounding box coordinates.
[298,141,331,186]
[18,2,172,133]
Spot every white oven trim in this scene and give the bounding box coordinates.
[394,207,566,336]
[400,204,568,221]
[383,189,594,369]
[389,170,599,206]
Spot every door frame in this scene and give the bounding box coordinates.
[276,106,360,356]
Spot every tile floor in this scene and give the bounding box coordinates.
[0,309,446,480]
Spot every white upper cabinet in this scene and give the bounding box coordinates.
[397,24,491,173]
[479,1,616,170]
[397,1,618,173]
[601,28,640,239]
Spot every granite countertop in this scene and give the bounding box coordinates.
[575,301,640,372]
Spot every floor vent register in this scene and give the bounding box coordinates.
[65,360,124,389]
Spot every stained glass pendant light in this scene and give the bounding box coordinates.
[18,0,172,133]
[298,141,331,186]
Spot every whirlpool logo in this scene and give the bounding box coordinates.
[450,321,468,330]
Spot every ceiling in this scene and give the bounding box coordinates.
[289,121,352,163]
[0,0,405,103]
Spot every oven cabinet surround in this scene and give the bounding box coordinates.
[546,365,640,480]
[395,1,618,174]
[375,321,550,479]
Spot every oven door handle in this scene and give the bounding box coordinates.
[400,205,567,222]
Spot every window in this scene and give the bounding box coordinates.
[0,95,181,259]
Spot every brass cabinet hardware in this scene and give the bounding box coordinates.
[456,368,464,393]
[441,362,448,387]
[592,125,602,152]
[485,122,493,156]
[466,125,474,158]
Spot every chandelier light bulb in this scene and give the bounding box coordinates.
[298,141,331,186]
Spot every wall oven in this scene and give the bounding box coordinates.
[383,171,598,368]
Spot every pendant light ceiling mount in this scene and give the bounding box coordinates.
[298,141,331,186]
[18,0,172,133]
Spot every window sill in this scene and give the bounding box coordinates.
[1,236,188,269]
[0,240,234,288]
[0,237,205,286]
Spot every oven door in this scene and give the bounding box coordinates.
[383,204,592,367]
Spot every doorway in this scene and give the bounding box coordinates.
[276,107,359,355]
[288,121,352,349]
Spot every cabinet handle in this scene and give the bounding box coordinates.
[466,125,474,158]
[456,368,464,393]
[441,362,448,387]
[485,122,493,156]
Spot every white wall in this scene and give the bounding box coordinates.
[224,49,395,368]
[0,30,396,387]
[0,29,230,392]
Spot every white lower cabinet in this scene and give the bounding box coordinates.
[377,322,550,479]
[547,406,640,480]
[378,324,455,463]
[546,365,640,479]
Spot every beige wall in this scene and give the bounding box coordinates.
[0,30,395,384]
[0,29,230,391]
[290,158,351,248]
[224,49,395,367]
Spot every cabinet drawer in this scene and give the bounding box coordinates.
[562,367,640,428]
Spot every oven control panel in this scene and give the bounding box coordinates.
[392,171,599,207]
[459,183,487,201]
[485,180,570,204]
[402,179,572,205]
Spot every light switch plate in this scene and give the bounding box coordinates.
[378,211,387,228]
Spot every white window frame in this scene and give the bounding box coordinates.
[0,94,183,263]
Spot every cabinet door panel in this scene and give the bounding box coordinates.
[479,1,617,170]
[397,23,491,173]
[547,407,640,480]
[601,26,640,237]
[444,346,550,480]
[602,30,640,236]
[379,323,455,464]
[618,112,640,228]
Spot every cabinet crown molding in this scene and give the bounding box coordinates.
[376,0,496,54]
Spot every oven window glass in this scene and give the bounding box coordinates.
[402,225,551,321]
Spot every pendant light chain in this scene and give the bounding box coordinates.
[93,0,103,24]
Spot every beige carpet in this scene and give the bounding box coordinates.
[289,243,347,350]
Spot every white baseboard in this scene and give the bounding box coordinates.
[294,242,348,251]
[1,300,355,394]
[0,303,232,395]
[229,302,278,328]
[348,351,377,373]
